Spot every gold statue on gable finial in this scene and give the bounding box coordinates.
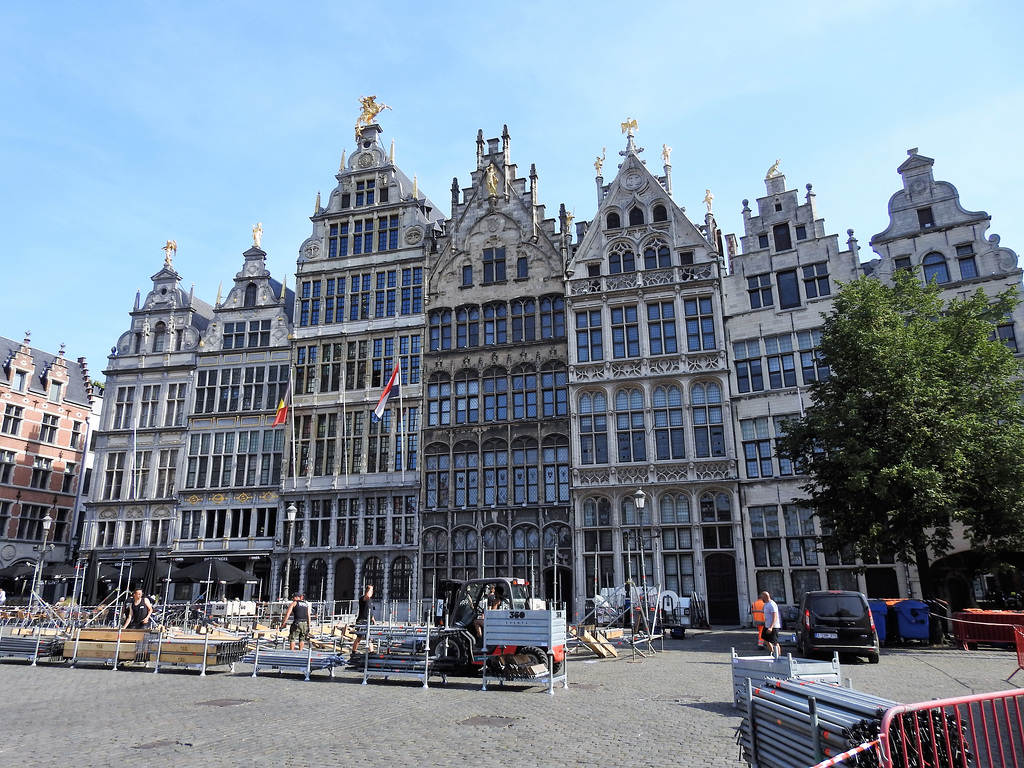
[485,164,498,196]
[253,222,263,248]
[766,159,782,179]
[662,144,672,165]
[594,147,606,176]
[163,239,177,267]
[356,95,392,132]
[621,117,638,137]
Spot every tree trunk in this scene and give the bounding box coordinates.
[914,546,935,600]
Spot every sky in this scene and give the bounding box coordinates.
[2,1,1023,378]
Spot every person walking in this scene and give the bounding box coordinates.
[281,591,312,651]
[760,590,781,659]
[350,584,376,655]
[122,589,154,630]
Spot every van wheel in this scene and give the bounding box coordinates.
[867,651,879,664]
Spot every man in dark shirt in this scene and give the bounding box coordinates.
[281,591,312,651]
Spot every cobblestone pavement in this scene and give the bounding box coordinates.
[1,628,1020,768]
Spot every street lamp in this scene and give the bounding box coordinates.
[29,514,54,612]
[282,503,297,600]
[633,488,649,628]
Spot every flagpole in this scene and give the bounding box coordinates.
[288,365,298,492]
[398,358,405,483]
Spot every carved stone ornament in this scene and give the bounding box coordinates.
[357,152,375,169]
[405,226,423,245]
[624,172,643,191]
[99,508,118,519]
[305,243,320,260]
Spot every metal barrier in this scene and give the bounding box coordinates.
[878,687,1024,768]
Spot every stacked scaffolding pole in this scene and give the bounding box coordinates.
[739,678,899,768]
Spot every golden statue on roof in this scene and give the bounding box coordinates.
[253,222,263,248]
[621,117,638,136]
[163,239,177,267]
[594,147,606,175]
[766,159,782,179]
[356,95,392,131]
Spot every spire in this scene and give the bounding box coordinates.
[315,191,321,215]
[389,139,395,164]
[476,129,485,169]
[339,149,346,171]
[279,274,288,302]
[413,174,418,200]
[451,177,460,210]
[502,124,510,168]
[215,281,223,307]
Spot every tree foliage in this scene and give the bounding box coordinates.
[777,272,1024,596]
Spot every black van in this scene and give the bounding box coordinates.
[796,590,880,663]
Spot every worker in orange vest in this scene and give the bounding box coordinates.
[752,596,766,649]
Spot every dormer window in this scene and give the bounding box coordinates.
[653,205,668,223]
[606,212,621,229]
[48,381,62,403]
[628,207,644,226]
[917,207,934,229]
[12,370,27,392]
[244,283,257,307]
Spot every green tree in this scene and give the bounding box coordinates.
[777,272,1024,598]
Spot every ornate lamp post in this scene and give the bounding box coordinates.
[282,503,297,599]
[29,513,54,611]
[633,488,649,627]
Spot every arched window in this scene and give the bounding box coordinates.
[606,212,621,229]
[660,494,690,524]
[609,243,635,274]
[482,438,508,505]
[425,443,450,508]
[539,296,565,339]
[426,373,451,426]
[512,365,538,419]
[653,384,685,460]
[429,309,452,351]
[453,441,479,507]
[583,496,612,526]
[390,555,412,600]
[542,434,570,503]
[700,491,732,522]
[456,306,479,348]
[511,299,536,342]
[615,388,646,462]
[244,283,257,308]
[511,437,539,504]
[454,371,479,424]
[482,526,508,577]
[578,392,608,464]
[481,367,508,422]
[643,241,671,269]
[541,361,568,417]
[628,207,645,226]
[362,556,384,595]
[452,527,479,580]
[483,303,507,344]
[653,204,668,223]
[923,252,950,284]
[152,321,166,353]
[691,382,725,457]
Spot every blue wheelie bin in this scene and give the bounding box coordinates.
[893,599,931,643]
[868,599,889,644]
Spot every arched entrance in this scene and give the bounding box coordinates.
[704,553,739,625]
[543,565,573,610]
[307,558,327,602]
[334,557,355,603]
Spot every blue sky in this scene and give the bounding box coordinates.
[2,1,1022,377]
